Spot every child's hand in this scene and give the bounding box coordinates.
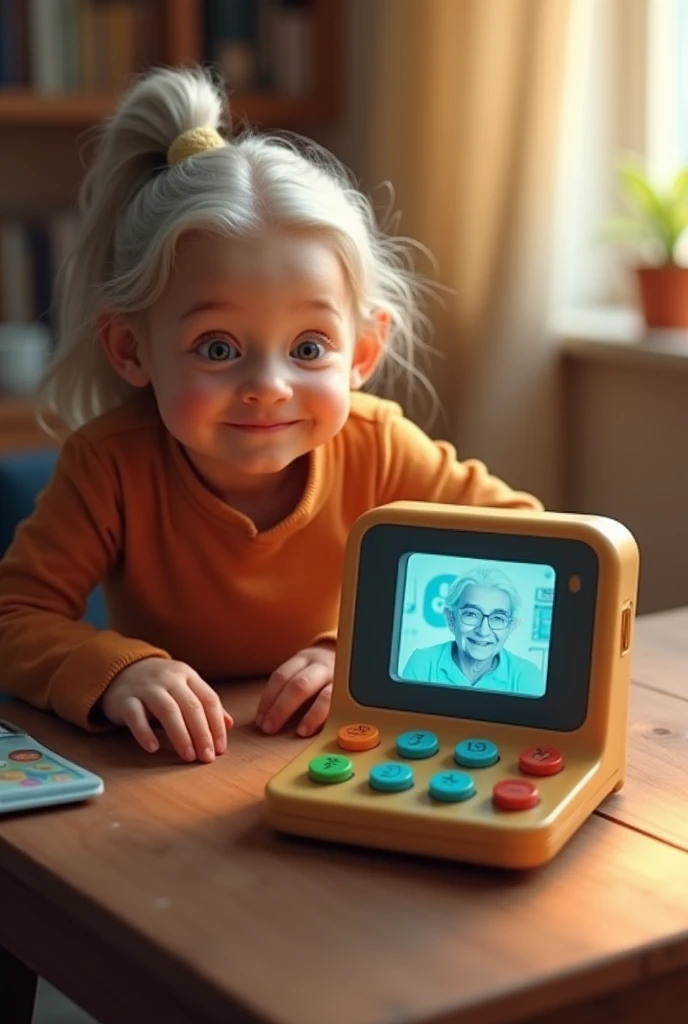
[256,643,335,738]
[100,657,233,762]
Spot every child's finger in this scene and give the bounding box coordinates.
[174,689,216,763]
[120,696,159,753]
[256,652,309,726]
[187,675,231,755]
[296,684,333,737]
[146,691,196,762]
[259,661,332,734]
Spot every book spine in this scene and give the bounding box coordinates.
[205,0,259,93]
[61,0,81,92]
[0,0,14,85]
[108,1,137,93]
[271,0,313,97]
[0,221,35,323]
[28,221,53,328]
[28,0,64,93]
[12,0,30,86]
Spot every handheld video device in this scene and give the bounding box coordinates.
[0,721,104,813]
[265,503,639,868]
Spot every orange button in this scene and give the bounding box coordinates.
[519,746,564,777]
[493,779,540,811]
[337,723,380,752]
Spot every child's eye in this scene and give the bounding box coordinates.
[291,335,329,362]
[196,337,239,362]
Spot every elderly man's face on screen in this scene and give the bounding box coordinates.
[445,585,517,663]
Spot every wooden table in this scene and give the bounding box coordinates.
[1,609,688,1024]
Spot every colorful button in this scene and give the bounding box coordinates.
[20,778,42,787]
[308,754,354,785]
[337,723,380,752]
[32,761,60,772]
[429,771,476,802]
[519,746,564,777]
[369,762,414,792]
[454,739,499,768]
[48,773,77,783]
[0,770,26,782]
[396,730,439,759]
[493,779,540,811]
[9,749,41,762]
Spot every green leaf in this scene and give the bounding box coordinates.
[672,167,688,203]
[597,216,659,245]
[617,160,665,221]
[600,155,688,261]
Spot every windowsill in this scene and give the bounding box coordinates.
[553,306,688,371]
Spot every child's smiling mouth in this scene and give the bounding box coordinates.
[225,421,300,433]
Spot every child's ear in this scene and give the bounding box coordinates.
[350,310,390,390]
[98,313,150,388]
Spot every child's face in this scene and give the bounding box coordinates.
[117,231,381,487]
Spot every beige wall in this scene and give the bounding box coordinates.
[563,350,688,613]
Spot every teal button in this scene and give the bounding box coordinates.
[454,738,499,768]
[369,762,414,792]
[396,730,439,759]
[429,770,476,802]
[308,754,354,784]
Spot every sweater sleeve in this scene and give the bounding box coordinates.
[376,407,543,510]
[0,433,170,730]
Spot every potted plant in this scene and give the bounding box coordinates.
[601,156,688,328]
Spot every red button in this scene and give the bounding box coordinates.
[519,746,564,777]
[493,779,540,811]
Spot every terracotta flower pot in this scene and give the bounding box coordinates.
[635,265,688,328]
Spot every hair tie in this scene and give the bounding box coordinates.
[167,127,226,167]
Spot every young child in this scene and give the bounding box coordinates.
[0,67,542,765]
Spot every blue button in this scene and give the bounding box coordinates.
[369,762,415,792]
[454,739,499,768]
[429,770,476,802]
[396,730,439,759]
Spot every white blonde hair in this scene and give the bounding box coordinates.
[444,567,521,620]
[39,66,435,432]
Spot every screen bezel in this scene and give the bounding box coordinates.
[348,524,598,732]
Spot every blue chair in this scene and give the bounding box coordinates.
[0,449,107,702]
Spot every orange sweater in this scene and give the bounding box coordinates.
[0,393,541,729]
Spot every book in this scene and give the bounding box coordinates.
[272,0,313,97]
[28,0,65,93]
[0,221,35,323]
[205,0,259,94]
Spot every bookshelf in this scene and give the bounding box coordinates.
[0,0,343,451]
[0,0,342,128]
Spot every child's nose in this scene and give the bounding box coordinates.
[239,362,293,403]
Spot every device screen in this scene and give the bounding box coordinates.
[392,554,554,699]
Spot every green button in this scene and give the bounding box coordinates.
[308,754,354,784]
